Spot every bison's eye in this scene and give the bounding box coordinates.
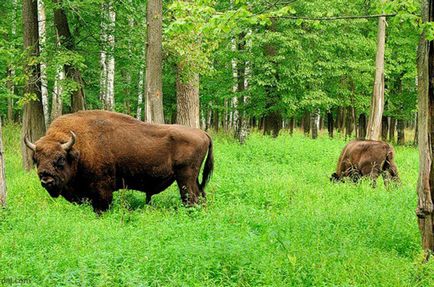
[55,156,66,168]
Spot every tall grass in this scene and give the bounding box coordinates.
[0,124,432,286]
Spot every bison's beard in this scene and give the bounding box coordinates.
[44,185,61,198]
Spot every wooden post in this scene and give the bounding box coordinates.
[0,117,7,207]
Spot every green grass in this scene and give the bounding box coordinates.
[0,124,433,286]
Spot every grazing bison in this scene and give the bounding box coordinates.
[25,110,214,212]
[330,140,399,186]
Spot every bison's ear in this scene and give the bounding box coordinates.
[67,149,80,162]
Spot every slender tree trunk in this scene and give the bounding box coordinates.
[311,109,320,139]
[289,117,295,136]
[7,0,18,123]
[381,116,389,141]
[51,64,64,121]
[145,0,164,123]
[106,0,116,111]
[37,0,49,128]
[303,111,311,135]
[53,0,85,112]
[99,2,108,107]
[212,109,219,132]
[389,117,396,142]
[366,15,386,140]
[22,0,46,171]
[358,113,367,140]
[416,0,434,255]
[327,111,334,138]
[176,63,200,128]
[345,107,355,139]
[7,69,15,123]
[0,117,6,207]
[136,68,144,120]
[397,119,405,145]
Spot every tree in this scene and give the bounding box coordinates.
[37,0,49,128]
[0,116,6,207]
[53,0,86,112]
[366,13,386,140]
[21,0,46,171]
[145,0,164,123]
[416,0,434,256]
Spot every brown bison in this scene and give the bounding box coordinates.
[330,140,399,186]
[25,110,214,212]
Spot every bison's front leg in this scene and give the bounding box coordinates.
[91,190,113,213]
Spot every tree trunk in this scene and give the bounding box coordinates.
[22,0,46,171]
[337,107,345,133]
[416,0,434,255]
[37,0,49,128]
[212,109,219,132]
[7,68,15,123]
[289,117,295,136]
[327,111,334,138]
[176,63,200,128]
[145,0,164,123]
[389,117,396,142]
[381,116,389,141]
[397,119,405,145]
[234,33,249,144]
[106,0,116,111]
[136,68,144,120]
[303,111,311,135]
[366,15,386,140]
[99,2,108,107]
[0,117,6,207]
[51,64,64,121]
[7,0,18,123]
[358,113,367,140]
[345,106,355,139]
[53,0,85,112]
[311,109,320,139]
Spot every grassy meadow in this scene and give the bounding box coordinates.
[0,124,433,286]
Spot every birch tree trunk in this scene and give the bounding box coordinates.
[99,2,108,107]
[0,117,6,207]
[136,68,144,120]
[145,0,164,123]
[37,0,49,128]
[366,14,386,140]
[22,0,46,171]
[106,0,116,111]
[416,0,434,255]
[51,64,65,121]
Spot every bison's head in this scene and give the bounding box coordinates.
[24,131,79,197]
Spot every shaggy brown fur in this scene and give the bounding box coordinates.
[330,140,399,186]
[25,110,214,212]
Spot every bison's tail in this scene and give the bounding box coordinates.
[200,133,214,191]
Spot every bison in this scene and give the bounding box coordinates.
[24,110,214,212]
[330,140,399,186]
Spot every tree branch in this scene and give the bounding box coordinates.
[275,13,396,21]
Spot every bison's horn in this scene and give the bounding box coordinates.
[61,131,76,151]
[24,137,36,152]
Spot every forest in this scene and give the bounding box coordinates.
[1,0,434,286]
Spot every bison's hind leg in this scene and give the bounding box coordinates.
[175,167,201,206]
